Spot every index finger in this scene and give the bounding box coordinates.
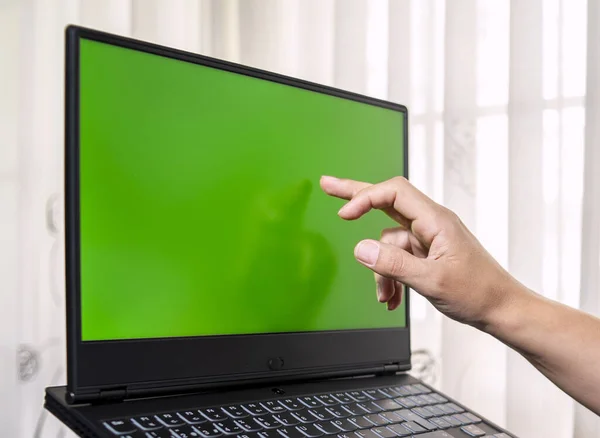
[320,175,371,199]
[320,175,408,226]
[336,176,437,223]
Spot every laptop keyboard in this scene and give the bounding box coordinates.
[102,384,508,438]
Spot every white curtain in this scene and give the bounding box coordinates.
[1,1,599,437]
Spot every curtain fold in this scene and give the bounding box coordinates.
[575,0,600,436]
[1,1,599,437]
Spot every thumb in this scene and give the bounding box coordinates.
[354,239,433,291]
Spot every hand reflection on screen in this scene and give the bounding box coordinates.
[236,179,337,332]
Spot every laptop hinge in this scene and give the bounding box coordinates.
[379,363,401,376]
[99,387,127,402]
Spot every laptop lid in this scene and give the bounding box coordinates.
[64,26,410,403]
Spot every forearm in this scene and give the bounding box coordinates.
[484,279,600,414]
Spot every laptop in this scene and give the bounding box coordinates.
[45,25,516,438]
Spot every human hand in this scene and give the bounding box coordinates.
[320,175,524,328]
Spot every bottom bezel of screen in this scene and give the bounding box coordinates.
[71,328,410,397]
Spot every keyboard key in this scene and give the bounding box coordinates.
[363,390,385,400]
[316,394,338,406]
[346,417,373,429]
[200,408,228,422]
[313,422,341,435]
[404,385,422,395]
[223,406,249,419]
[430,394,448,404]
[280,399,305,411]
[254,417,281,429]
[325,407,350,419]
[415,419,437,431]
[354,429,380,438]
[355,402,382,414]
[104,419,137,435]
[464,413,482,423]
[258,432,280,438]
[291,411,316,424]
[429,418,452,429]
[342,404,368,416]
[413,384,431,394]
[119,431,149,438]
[461,425,486,437]
[272,413,300,427]
[236,419,263,432]
[298,397,323,409]
[378,411,404,424]
[424,405,445,417]
[261,402,287,414]
[214,420,244,435]
[370,427,395,438]
[446,403,464,413]
[373,399,402,412]
[392,387,412,397]
[156,413,185,427]
[147,431,175,438]
[195,425,223,438]
[493,434,511,438]
[243,404,268,416]
[437,404,456,415]
[387,424,412,437]
[408,396,428,407]
[395,410,436,431]
[377,388,400,399]
[439,416,461,427]
[419,394,438,405]
[171,425,202,438]
[278,428,307,438]
[451,414,471,425]
[332,393,354,404]
[402,421,426,434]
[132,416,162,430]
[331,419,358,432]
[364,414,388,426]
[346,392,370,403]
[394,398,416,409]
[411,433,453,438]
[412,407,434,419]
[308,408,333,421]
[296,424,324,437]
[336,434,355,438]
[179,411,207,425]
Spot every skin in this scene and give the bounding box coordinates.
[320,175,600,416]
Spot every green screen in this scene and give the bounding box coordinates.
[79,38,406,341]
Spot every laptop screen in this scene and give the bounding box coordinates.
[78,38,407,341]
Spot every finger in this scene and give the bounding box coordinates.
[320,175,370,199]
[338,176,437,226]
[387,283,404,311]
[376,275,394,303]
[354,239,434,291]
[376,228,412,303]
[321,175,409,226]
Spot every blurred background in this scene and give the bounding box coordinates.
[1,0,600,437]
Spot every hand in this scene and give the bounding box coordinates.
[320,175,525,328]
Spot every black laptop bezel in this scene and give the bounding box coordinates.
[65,25,411,400]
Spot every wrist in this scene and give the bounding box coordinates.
[479,273,538,339]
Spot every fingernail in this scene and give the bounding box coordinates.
[355,240,380,266]
[321,175,338,182]
[376,284,383,302]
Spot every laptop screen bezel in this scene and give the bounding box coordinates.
[65,25,411,398]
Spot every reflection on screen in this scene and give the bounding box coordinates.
[78,38,406,341]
